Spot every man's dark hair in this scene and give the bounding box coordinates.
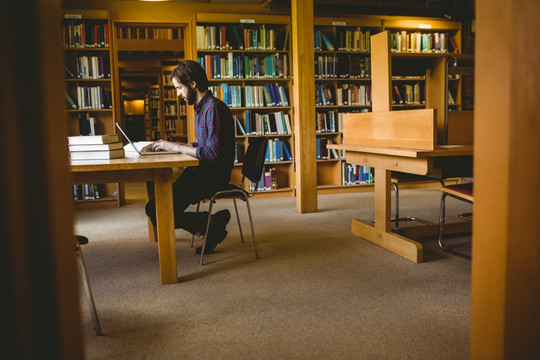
[169,60,209,92]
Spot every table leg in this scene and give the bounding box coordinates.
[153,168,178,284]
[351,167,423,263]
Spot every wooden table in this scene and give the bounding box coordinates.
[71,153,199,284]
[328,143,473,263]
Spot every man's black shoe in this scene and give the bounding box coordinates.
[191,209,231,237]
[196,231,228,255]
[213,209,231,233]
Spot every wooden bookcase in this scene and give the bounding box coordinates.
[193,13,294,197]
[373,17,464,145]
[113,22,189,142]
[162,65,188,142]
[313,16,383,192]
[62,9,119,207]
[146,84,160,139]
[314,15,467,195]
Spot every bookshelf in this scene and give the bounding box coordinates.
[194,13,294,197]
[373,17,464,145]
[313,16,466,194]
[146,84,160,140]
[313,17,383,192]
[162,65,188,142]
[62,9,119,207]
[114,22,189,142]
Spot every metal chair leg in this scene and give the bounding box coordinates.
[438,192,471,261]
[199,201,215,266]
[233,198,244,243]
[393,182,400,228]
[245,197,259,260]
[76,243,102,336]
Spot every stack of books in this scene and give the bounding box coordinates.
[68,134,125,160]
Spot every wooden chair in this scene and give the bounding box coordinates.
[437,183,473,260]
[75,235,102,336]
[190,137,268,265]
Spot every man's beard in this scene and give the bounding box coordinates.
[185,86,197,105]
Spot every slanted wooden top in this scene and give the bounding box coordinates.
[342,109,437,150]
[328,143,473,158]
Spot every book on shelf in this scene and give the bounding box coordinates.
[68,134,119,145]
[70,148,125,160]
[65,91,78,109]
[321,33,335,51]
[235,117,246,136]
[64,65,77,79]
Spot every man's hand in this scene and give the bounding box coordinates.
[152,140,197,158]
[152,139,177,152]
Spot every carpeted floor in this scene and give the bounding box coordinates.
[75,184,472,360]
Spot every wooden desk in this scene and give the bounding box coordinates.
[71,153,199,284]
[328,143,473,263]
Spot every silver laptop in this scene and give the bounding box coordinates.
[116,122,179,155]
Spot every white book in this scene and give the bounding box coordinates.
[68,134,119,145]
[69,141,122,152]
[70,148,125,160]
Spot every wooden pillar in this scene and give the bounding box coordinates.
[472,0,540,358]
[1,0,83,358]
[291,0,317,213]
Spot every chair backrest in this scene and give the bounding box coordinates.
[242,137,268,184]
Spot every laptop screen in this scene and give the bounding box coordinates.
[115,122,142,155]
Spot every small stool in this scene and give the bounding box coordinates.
[438,183,473,260]
[75,235,102,336]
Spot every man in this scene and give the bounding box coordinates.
[146,60,235,255]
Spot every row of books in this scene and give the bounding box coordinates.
[250,167,279,192]
[336,84,372,106]
[68,134,125,161]
[342,163,373,185]
[118,26,183,41]
[72,184,101,201]
[266,138,293,163]
[315,54,371,79]
[209,84,242,108]
[390,31,458,53]
[65,55,110,80]
[196,25,288,51]
[316,138,340,160]
[316,83,373,107]
[212,84,289,109]
[316,109,369,133]
[64,86,112,110]
[392,84,424,105]
[163,102,185,116]
[247,84,289,108]
[240,110,292,136]
[316,111,341,133]
[78,113,97,136]
[62,20,109,48]
[314,28,372,52]
[198,53,289,79]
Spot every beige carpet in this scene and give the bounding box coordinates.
[75,184,472,360]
